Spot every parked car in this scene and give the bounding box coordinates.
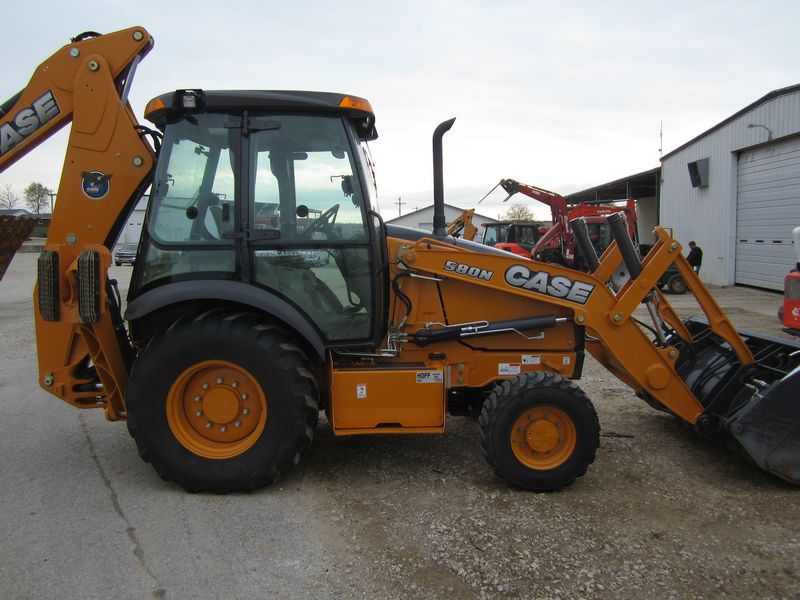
[114,243,139,266]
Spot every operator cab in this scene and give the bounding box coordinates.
[482,221,542,252]
[129,89,386,348]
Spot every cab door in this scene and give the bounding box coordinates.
[243,114,379,346]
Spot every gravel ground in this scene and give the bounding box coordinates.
[1,253,798,599]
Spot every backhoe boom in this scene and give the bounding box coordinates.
[1,27,154,420]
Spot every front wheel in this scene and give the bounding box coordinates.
[479,372,599,490]
[126,310,319,493]
[667,273,688,294]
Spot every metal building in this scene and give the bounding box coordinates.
[386,203,496,242]
[568,84,800,291]
[660,84,800,290]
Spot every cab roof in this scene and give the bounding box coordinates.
[144,89,377,140]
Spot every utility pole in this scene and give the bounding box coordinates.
[395,196,405,217]
[48,191,57,213]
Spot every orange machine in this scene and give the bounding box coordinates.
[3,27,799,493]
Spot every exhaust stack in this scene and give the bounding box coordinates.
[432,118,456,236]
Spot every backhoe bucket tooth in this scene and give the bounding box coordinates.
[727,367,800,485]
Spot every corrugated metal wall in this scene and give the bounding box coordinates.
[661,90,800,286]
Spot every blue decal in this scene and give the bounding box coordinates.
[81,171,112,200]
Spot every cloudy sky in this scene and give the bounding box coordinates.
[1,0,797,219]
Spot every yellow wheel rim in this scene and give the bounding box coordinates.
[510,406,577,470]
[166,360,267,459]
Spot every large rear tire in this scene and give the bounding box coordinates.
[479,372,599,490]
[126,310,319,493]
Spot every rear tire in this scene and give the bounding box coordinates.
[667,273,688,294]
[479,372,599,490]
[126,310,319,493]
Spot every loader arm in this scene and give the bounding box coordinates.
[0,27,154,419]
[446,208,478,241]
[499,178,569,226]
[398,224,767,426]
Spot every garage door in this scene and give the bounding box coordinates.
[736,136,800,290]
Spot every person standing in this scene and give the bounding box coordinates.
[687,241,703,274]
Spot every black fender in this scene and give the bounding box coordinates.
[124,280,325,359]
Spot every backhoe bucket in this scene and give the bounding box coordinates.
[0,216,37,281]
[727,365,800,484]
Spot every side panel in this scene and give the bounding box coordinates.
[330,366,445,434]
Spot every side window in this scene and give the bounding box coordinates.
[251,116,367,243]
[140,114,236,286]
[294,152,366,241]
[150,139,209,243]
[148,115,235,245]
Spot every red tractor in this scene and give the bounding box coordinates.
[492,179,638,271]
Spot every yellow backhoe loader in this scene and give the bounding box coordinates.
[2,27,798,492]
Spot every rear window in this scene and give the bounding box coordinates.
[121,244,138,252]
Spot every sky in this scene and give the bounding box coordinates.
[1,0,798,220]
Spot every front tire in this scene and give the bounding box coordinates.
[479,372,599,490]
[126,310,319,493]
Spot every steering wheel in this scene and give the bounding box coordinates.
[304,203,340,237]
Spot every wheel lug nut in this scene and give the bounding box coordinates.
[242,393,249,400]
[232,381,239,389]
[220,425,227,433]
[242,408,250,416]
[234,420,241,428]
[216,377,224,384]
[195,410,203,417]
[202,383,210,390]
[194,395,201,402]
[205,422,213,429]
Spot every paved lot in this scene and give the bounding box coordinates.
[1,252,798,599]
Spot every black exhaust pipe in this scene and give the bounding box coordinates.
[432,118,456,236]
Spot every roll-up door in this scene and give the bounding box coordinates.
[736,136,800,290]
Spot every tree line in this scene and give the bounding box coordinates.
[0,182,52,215]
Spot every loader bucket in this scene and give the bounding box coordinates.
[673,318,800,484]
[726,365,800,484]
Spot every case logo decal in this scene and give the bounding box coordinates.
[0,91,61,157]
[505,264,595,305]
